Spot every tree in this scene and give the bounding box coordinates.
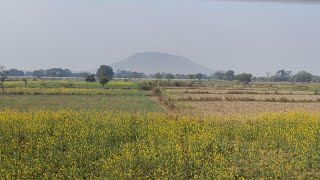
[24,71,33,76]
[224,70,235,81]
[22,78,28,85]
[195,73,203,81]
[45,68,72,78]
[293,71,313,83]
[188,74,195,80]
[273,69,292,82]
[0,66,8,93]
[85,74,96,82]
[8,69,24,77]
[138,72,146,78]
[97,65,114,88]
[155,73,163,80]
[73,72,90,78]
[33,69,46,78]
[131,72,140,79]
[166,73,174,81]
[236,73,253,84]
[212,71,225,80]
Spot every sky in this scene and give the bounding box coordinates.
[0,0,320,76]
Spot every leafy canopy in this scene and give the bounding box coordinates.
[97,65,114,87]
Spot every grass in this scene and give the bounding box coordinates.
[0,80,166,112]
[2,87,139,95]
[2,80,139,89]
[0,110,319,179]
[0,94,165,113]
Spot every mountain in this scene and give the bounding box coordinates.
[110,52,212,74]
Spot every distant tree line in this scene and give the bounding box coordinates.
[2,66,320,84]
[114,70,147,79]
[5,68,92,78]
[255,70,315,83]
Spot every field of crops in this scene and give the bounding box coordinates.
[1,79,320,178]
[1,109,319,179]
[0,80,165,112]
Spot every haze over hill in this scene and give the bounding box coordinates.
[111,52,213,75]
[1,1,320,76]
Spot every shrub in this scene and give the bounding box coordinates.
[85,74,96,82]
[139,82,156,91]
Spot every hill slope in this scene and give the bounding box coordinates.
[110,52,212,74]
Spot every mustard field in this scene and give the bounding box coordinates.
[0,109,319,179]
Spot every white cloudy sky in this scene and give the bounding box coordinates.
[1,0,320,75]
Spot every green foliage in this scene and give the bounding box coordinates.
[224,70,235,81]
[32,69,46,78]
[293,71,313,83]
[22,78,28,85]
[139,82,156,91]
[195,73,203,80]
[85,74,96,82]
[211,71,225,80]
[188,74,195,80]
[45,68,73,77]
[99,78,109,88]
[166,73,174,81]
[155,72,163,79]
[0,66,8,82]
[0,66,8,92]
[236,73,253,84]
[0,82,4,93]
[8,69,24,76]
[273,69,292,82]
[97,65,114,87]
[115,70,146,79]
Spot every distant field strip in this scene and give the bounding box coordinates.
[175,96,320,103]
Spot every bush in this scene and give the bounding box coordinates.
[139,82,156,91]
[85,74,96,82]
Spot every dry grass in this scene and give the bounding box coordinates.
[164,81,320,115]
[176,101,320,115]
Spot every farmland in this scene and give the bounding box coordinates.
[0,80,164,112]
[162,81,320,115]
[1,79,320,178]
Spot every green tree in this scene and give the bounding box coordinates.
[236,73,253,84]
[212,71,225,80]
[224,70,235,81]
[166,73,174,81]
[188,74,195,80]
[97,65,114,88]
[22,78,28,86]
[293,71,313,83]
[45,68,72,78]
[155,73,163,80]
[85,74,96,82]
[8,69,24,77]
[0,66,8,93]
[273,69,292,82]
[32,69,46,79]
[195,73,203,81]
[131,72,140,79]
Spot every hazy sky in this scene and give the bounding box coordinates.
[1,0,320,75]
